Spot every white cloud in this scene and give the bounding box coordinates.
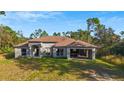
[0,11,63,23]
[15,11,63,21]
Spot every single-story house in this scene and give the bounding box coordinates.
[14,36,98,59]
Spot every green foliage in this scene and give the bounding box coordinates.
[0,11,5,16]
[62,31,71,37]
[110,42,124,56]
[0,47,13,53]
[94,25,120,46]
[120,31,124,39]
[40,30,48,37]
[0,24,27,53]
[30,29,48,39]
[85,18,121,57]
[53,32,61,36]
[4,52,15,59]
[86,18,100,32]
[70,29,92,42]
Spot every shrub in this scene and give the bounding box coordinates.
[4,52,15,59]
[101,55,124,65]
[0,47,13,53]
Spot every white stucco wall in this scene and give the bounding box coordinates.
[15,48,21,58]
[52,48,57,57]
[29,43,41,47]
[92,48,96,60]
[41,42,56,48]
[67,48,70,59]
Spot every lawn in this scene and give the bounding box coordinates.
[0,54,124,80]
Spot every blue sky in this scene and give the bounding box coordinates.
[0,11,124,37]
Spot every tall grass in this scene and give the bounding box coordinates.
[101,55,124,65]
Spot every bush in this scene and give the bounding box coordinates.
[0,47,13,53]
[4,52,15,59]
[101,55,124,65]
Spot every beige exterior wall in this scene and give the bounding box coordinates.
[92,48,96,60]
[15,48,21,58]
[15,42,96,59]
[41,43,56,48]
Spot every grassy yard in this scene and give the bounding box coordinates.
[0,54,124,80]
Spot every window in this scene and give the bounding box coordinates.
[56,48,64,56]
[21,48,27,56]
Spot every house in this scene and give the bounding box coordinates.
[14,36,98,59]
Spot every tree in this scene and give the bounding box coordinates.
[0,24,27,52]
[29,29,42,39]
[61,29,92,42]
[120,31,124,39]
[62,31,71,37]
[17,30,24,38]
[30,29,48,39]
[94,24,120,46]
[86,18,100,42]
[53,32,61,36]
[70,29,91,42]
[0,11,5,16]
[40,30,48,37]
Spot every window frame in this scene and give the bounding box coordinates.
[21,48,27,56]
[56,48,64,56]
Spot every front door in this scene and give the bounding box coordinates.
[34,48,39,57]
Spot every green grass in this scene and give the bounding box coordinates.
[0,54,124,80]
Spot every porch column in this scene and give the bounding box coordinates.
[40,47,43,57]
[29,46,32,57]
[92,48,96,60]
[86,49,89,58]
[67,48,70,59]
[53,48,56,57]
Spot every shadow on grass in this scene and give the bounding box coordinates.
[15,57,124,80]
[4,52,15,59]
[15,57,42,70]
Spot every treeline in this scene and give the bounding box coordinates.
[29,18,124,56]
[29,18,121,47]
[0,17,124,56]
[0,25,27,53]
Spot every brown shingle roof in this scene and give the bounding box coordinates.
[54,40,98,48]
[28,36,72,43]
[53,38,75,47]
[15,36,98,48]
[66,40,98,48]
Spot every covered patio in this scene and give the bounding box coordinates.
[67,48,96,60]
[70,48,92,59]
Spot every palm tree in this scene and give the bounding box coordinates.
[86,18,100,42]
